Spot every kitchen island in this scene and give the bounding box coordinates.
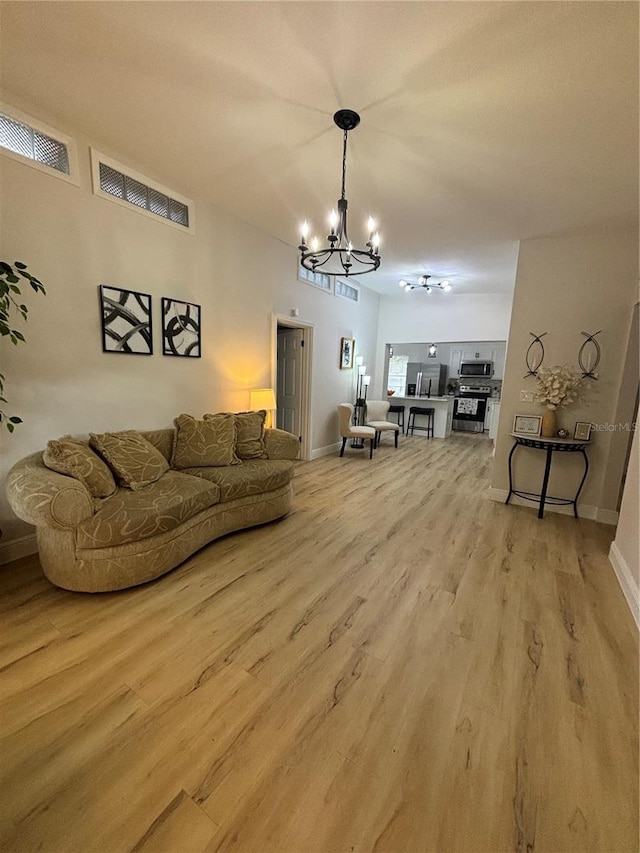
[389,395,454,439]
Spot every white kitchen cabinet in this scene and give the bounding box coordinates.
[461,345,495,361]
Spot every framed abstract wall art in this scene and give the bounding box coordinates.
[162,298,201,357]
[99,285,152,355]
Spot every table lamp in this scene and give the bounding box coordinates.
[250,388,277,427]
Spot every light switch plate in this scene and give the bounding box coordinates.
[520,390,534,402]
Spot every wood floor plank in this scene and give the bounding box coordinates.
[0,432,636,852]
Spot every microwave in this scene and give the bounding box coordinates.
[460,360,493,378]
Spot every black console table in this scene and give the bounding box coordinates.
[505,432,591,519]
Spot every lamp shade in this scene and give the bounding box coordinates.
[250,388,277,411]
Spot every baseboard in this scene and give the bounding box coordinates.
[311,442,341,460]
[609,541,640,629]
[596,508,620,525]
[487,487,610,522]
[0,533,38,565]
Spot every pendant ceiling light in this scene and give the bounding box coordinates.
[298,110,381,278]
[399,275,452,293]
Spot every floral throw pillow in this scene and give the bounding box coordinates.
[171,413,239,468]
[43,436,117,498]
[89,430,169,490]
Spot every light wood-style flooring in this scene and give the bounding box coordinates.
[0,433,637,853]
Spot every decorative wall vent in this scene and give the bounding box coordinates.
[0,104,78,184]
[91,150,194,232]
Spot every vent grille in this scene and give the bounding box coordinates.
[98,160,189,228]
[0,112,70,174]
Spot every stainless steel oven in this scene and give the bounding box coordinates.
[452,385,491,433]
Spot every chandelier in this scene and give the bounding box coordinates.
[298,110,381,278]
[399,275,452,293]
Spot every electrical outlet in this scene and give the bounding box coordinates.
[520,390,534,402]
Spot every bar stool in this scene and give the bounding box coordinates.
[388,404,405,434]
[408,406,434,438]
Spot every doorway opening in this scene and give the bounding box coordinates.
[272,315,313,461]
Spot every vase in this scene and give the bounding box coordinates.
[541,408,557,438]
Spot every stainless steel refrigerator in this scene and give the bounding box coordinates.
[406,362,447,397]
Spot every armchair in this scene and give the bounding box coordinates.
[365,400,400,448]
[337,403,376,458]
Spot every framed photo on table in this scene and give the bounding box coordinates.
[513,414,542,436]
[340,337,355,369]
[573,421,593,441]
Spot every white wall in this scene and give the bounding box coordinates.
[491,232,638,521]
[374,293,513,393]
[0,101,379,544]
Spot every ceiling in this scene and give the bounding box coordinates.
[1,2,637,296]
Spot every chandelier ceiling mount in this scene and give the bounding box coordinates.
[298,110,381,278]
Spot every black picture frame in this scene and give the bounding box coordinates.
[99,285,152,355]
[162,298,201,358]
[574,421,593,441]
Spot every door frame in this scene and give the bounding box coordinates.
[272,314,314,461]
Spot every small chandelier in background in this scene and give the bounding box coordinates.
[298,110,381,278]
[399,275,452,293]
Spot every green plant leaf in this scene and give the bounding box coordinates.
[7,422,14,433]
[14,262,27,269]
[9,416,23,423]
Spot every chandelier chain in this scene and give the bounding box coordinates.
[341,129,348,201]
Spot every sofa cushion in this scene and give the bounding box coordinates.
[206,410,267,460]
[172,413,238,468]
[182,459,293,503]
[76,471,220,549]
[43,436,117,499]
[90,430,169,490]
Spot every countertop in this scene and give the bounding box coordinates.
[387,395,453,403]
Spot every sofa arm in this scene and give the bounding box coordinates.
[6,452,94,531]
[264,428,300,460]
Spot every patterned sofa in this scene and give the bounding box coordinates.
[6,414,299,593]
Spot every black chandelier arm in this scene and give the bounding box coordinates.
[299,246,381,277]
[337,198,349,245]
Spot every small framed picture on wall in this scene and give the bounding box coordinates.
[340,337,355,370]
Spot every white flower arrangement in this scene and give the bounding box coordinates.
[534,364,585,410]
